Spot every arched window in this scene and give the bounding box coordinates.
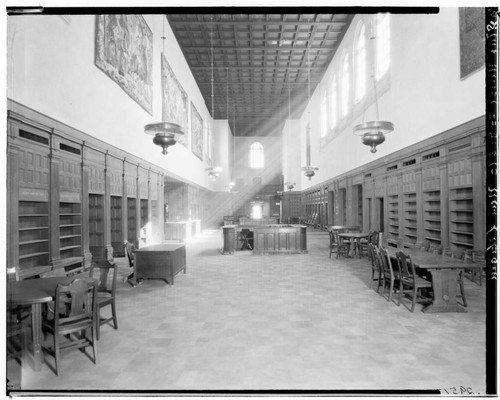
[320,88,328,138]
[330,74,338,129]
[354,23,366,103]
[249,142,264,168]
[340,52,350,117]
[375,13,390,80]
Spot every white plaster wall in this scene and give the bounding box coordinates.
[289,9,485,189]
[7,14,218,189]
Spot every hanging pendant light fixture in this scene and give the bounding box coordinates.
[146,16,184,155]
[301,29,319,180]
[353,16,394,153]
[207,16,222,179]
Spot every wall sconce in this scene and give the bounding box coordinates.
[301,166,319,180]
[285,182,296,191]
[207,166,222,180]
[145,122,184,155]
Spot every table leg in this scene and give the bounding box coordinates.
[423,269,466,313]
[30,303,43,371]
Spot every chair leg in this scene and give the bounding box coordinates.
[459,280,467,307]
[111,302,118,330]
[410,286,417,312]
[96,311,101,341]
[54,334,60,376]
[388,278,393,302]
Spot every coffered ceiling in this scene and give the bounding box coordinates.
[167,13,354,137]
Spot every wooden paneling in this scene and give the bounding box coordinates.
[299,116,485,252]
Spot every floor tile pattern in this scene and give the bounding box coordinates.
[8,229,487,394]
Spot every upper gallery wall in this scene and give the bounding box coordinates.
[7,14,226,189]
[286,9,485,190]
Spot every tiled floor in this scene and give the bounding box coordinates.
[7,229,487,394]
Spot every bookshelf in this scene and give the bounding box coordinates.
[111,195,123,256]
[127,198,137,244]
[59,202,82,259]
[423,190,441,246]
[387,194,399,245]
[403,192,418,245]
[449,187,474,251]
[18,201,50,272]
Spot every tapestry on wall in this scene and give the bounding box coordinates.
[459,8,485,79]
[95,15,153,114]
[190,102,204,160]
[161,54,189,147]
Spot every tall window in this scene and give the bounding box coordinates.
[330,74,338,129]
[354,23,366,103]
[375,13,390,80]
[320,88,328,138]
[340,53,350,117]
[249,142,264,168]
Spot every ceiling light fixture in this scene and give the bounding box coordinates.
[206,16,222,180]
[353,15,394,153]
[146,16,184,155]
[301,28,319,180]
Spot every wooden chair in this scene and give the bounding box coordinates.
[368,244,382,292]
[396,251,433,312]
[42,278,98,375]
[359,230,378,257]
[238,229,253,250]
[450,250,468,307]
[328,230,348,259]
[89,261,118,340]
[7,310,30,363]
[464,250,485,286]
[378,247,400,303]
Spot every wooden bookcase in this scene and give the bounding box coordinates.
[449,187,474,252]
[88,194,104,258]
[127,198,137,243]
[110,195,123,256]
[423,190,441,246]
[403,192,418,245]
[18,201,50,271]
[59,202,82,260]
[387,194,399,245]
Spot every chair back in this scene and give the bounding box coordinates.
[124,241,135,267]
[367,243,375,266]
[54,278,97,326]
[369,231,379,246]
[378,247,394,278]
[396,251,414,279]
[89,262,117,296]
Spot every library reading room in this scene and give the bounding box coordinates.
[5,7,497,396]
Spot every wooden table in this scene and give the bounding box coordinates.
[7,276,76,371]
[385,248,484,313]
[338,232,370,257]
[134,243,186,285]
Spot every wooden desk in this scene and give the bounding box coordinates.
[134,243,186,285]
[385,248,484,313]
[8,276,80,371]
[338,232,369,257]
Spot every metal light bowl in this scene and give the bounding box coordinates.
[353,121,394,153]
[145,122,185,155]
